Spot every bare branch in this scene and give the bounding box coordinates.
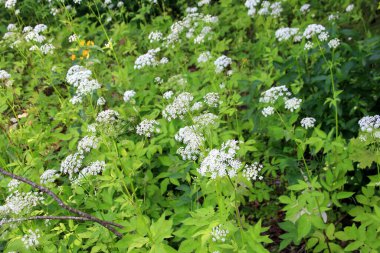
[0,167,124,238]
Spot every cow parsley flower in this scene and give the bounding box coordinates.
[66,65,100,104]
[163,91,174,100]
[7,23,17,31]
[262,106,275,117]
[163,92,194,121]
[214,55,232,73]
[284,97,302,112]
[7,179,20,192]
[211,225,229,242]
[304,41,314,50]
[0,191,44,215]
[0,70,11,81]
[40,43,55,54]
[318,32,329,42]
[5,0,17,9]
[97,97,106,106]
[40,169,60,184]
[198,0,210,6]
[191,102,203,112]
[155,77,164,84]
[301,117,316,129]
[96,109,119,124]
[198,140,242,179]
[22,229,41,249]
[197,51,211,63]
[60,153,84,177]
[136,119,160,137]
[346,4,354,12]
[77,135,99,153]
[193,113,218,128]
[78,161,106,180]
[123,90,136,102]
[303,24,326,39]
[275,27,299,42]
[259,85,291,104]
[204,92,220,107]
[68,34,78,42]
[175,126,204,160]
[148,31,163,43]
[328,38,340,49]
[328,13,339,21]
[300,4,310,13]
[134,48,164,69]
[358,115,380,133]
[243,162,263,180]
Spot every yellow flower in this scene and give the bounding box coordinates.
[79,40,85,47]
[86,40,94,46]
[82,49,90,58]
[71,54,76,61]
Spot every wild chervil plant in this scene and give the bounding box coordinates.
[0,0,380,252]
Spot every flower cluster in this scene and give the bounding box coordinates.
[259,85,301,115]
[22,229,41,249]
[163,91,174,100]
[40,169,60,184]
[245,0,283,18]
[60,152,84,178]
[66,65,101,104]
[136,119,160,137]
[198,140,242,179]
[96,109,119,124]
[214,55,232,73]
[300,4,311,14]
[211,225,229,242]
[76,161,106,182]
[175,126,205,160]
[134,48,168,69]
[7,179,20,192]
[275,28,300,42]
[162,92,194,121]
[0,191,44,216]
[243,162,264,180]
[328,38,340,49]
[123,90,136,102]
[358,115,380,133]
[197,51,211,64]
[77,135,99,153]
[301,117,316,129]
[148,31,163,43]
[204,92,220,107]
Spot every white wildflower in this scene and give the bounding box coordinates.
[304,41,314,50]
[284,97,302,112]
[77,135,99,153]
[243,162,263,180]
[301,117,316,129]
[214,55,232,73]
[328,38,340,49]
[163,91,174,100]
[262,106,275,117]
[346,4,354,12]
[191,102,203,112]
[7,179,20,192]
[175,126,204,160]
[318,32,329,42]
[22,229,41,249]
[97,97,106,106]
[123,90,136,102]
[204,92,220,107]
[0,191,44,215]
[358,115,380,133]
[96,109,119,124]
[197,51,211,63]
[0,70,11,80]
[148,31,163,43]
[136,119,160,137]
[40,170,60,184]
[259,85,291,104]
[300,4,310,13]
[69,34,78,42]
[303,24,326,39]
[60,153,84,177]
[211,225,229,242]
[162,92,194,121]
[275,27,300,42]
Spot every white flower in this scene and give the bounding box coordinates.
[301,117,316,129]
[22,229,41,249]
[191,102,203,112]
[259,85,291,104]
[7,23,17,32]
[198,0,210,6]
[163,92,194,121]
[211,225,229,242]
[77,161,106,181]
[328,38,340,49]
[117,1,124,7]
[60,153,84,177]
[318,32,329,42]
[7,179,20,192]
[40,170,60,184]
[214,55,232,73]
[40,43,55,54]
[243,162,263,180]
[346,4,354,12]
[134,48,161,69]
[77,135,99,153]
[96,109,119,124]
[328,13,339,21]
[68,34,77,42]
[204,92,220,107]
[198,140,242,179]
[0,191,44,215]
[163,91,174,100]
[358,115,380,133]
[123,90,136,102]
[197,51,211,63]
[175,126,204,160]
[300,4,310,13]
[87,124,97,133]
[275,27,300,42]
[304,41,314,50]
[154,77,164,84]
[284,97,302,112]
[193,113,218,127]
[0,70,11,80]
[66,65,100,104]
[136,119,160,137]
[303,24,326,39]
[97,97,106,106]
[148,31,163,43]
[262,106,274,117]
[5,0,17,9]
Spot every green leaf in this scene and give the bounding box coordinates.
[297,215,311,240]
[344,241,363,251]
[336,192,354,199]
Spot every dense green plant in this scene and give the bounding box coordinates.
[0,0,379,252]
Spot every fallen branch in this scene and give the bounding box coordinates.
[0,167,124,238]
